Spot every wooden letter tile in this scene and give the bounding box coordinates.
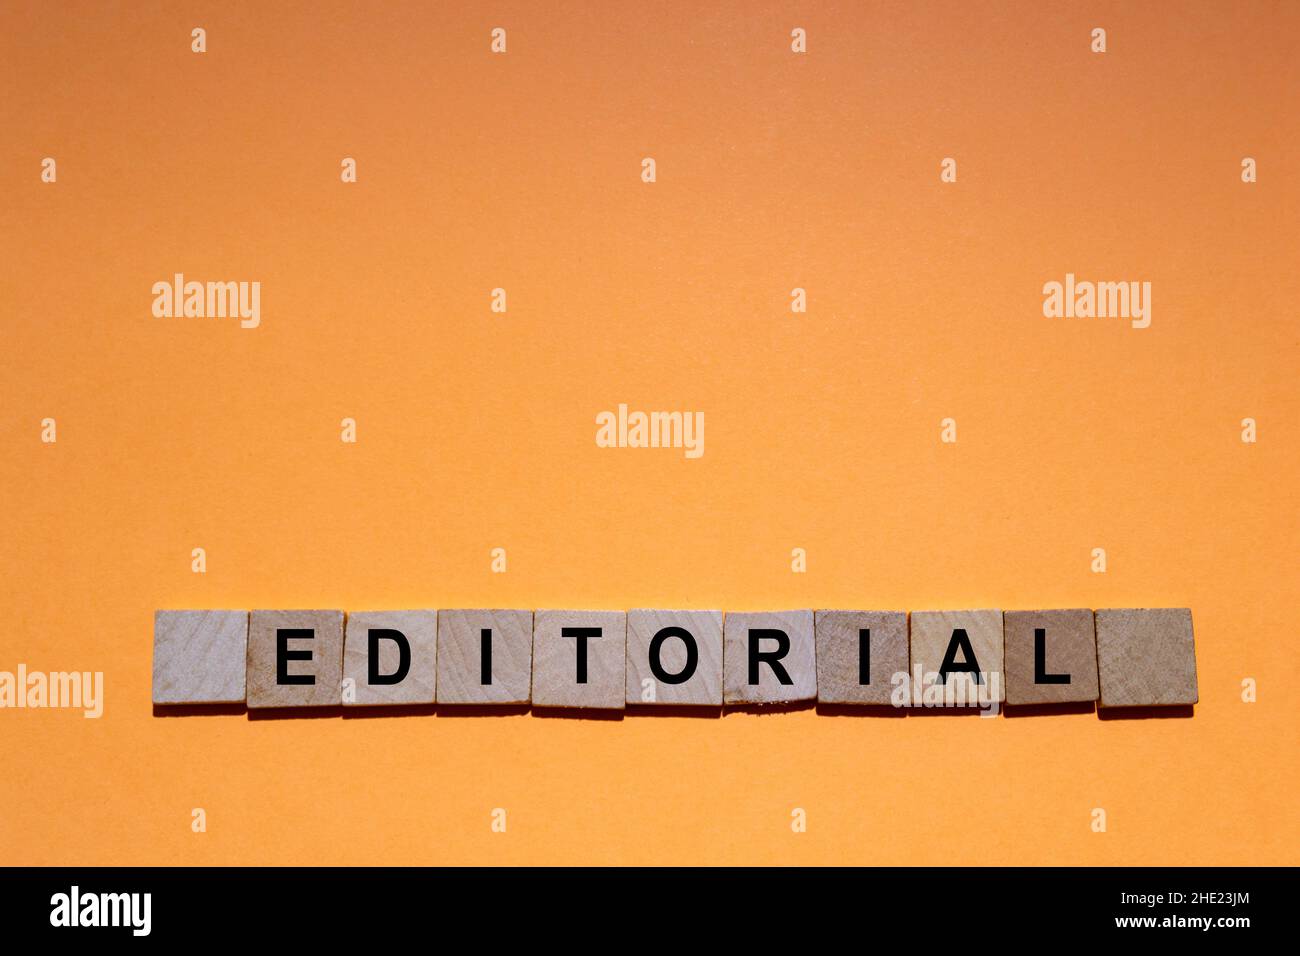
[152,609,248,705]
[815,610,908,705]
[342,610,437,706]
[1003,609,1098,705]
[909,609,1004,705]
[1095,608,1198,707]
[531,610,626,710]
[247,609,344,709]
[626,609,723,706]
[437,609,533,705]
[723,610,816,705]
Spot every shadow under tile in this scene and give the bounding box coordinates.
[906,704,992,717]
[1004,701,1097,718]
[530,706,626,721]
[815,702,909,718]
[625,703,724,719]
[435,703,531,718]
[152,703,247,718]
[341,703,438,719]
[247,705,344,721]
[724,699,817,717]
[1098,704,1195,720]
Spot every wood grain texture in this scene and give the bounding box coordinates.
[1095,607,1198,707]
[1004,609,1098,705]
[246,609,344,708]
[909,609,1005,705]
[342,610,437,706]
[723,610,816,705]
[437,609,533,705]
[152,609,248,705]
[815,610,908,705]
[531,610,626,710]
[626,609,723,705]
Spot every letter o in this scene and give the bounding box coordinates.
[648,626,698,685]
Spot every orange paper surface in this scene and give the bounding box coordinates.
[0,1,1296,865]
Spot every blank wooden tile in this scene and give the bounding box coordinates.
[1096,608,1198,707]
[909,609,1004,705]
[815,610,908,705]
[532,610,626,710]
[626,609,723,706]
[1004,609,1098,705]
[152,610,249,704]
[247,609,344,709]
[437,609,533,705]
[723,610,816,705]
[342,610,437,706]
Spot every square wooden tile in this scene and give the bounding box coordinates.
[723,610,816,705]
[1095,608,1198,707]
[532,610,626,710]
[909,609,1004,705]
[1004,609,1098,705]
[152,609,248,705]
[437,609,533,705]
[342,610,437,706]
[815,610,908,705]
[626,609,723,706]
[247,609,344,708]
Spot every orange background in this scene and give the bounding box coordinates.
[1,0,1296,865]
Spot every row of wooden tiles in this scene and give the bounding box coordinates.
[152,607,1197,710]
